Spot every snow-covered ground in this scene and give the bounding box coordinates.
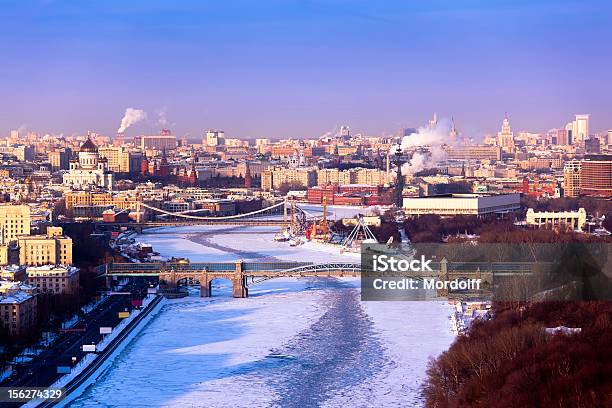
[68,225,454,408]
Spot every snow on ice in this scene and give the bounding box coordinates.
[68,225,454,407]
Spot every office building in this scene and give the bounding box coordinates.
[571,114,590,144]
[204,130,225,147]
[585,138,601,154]
[136,134,177,150]
[555,128,571,146]
[580,155,612,197]
[447,145,502,161]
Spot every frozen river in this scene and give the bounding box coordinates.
[68,225,455,408]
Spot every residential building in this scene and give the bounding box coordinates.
[0,204,31,245]
[26,265,79,295]
[0,265,26,281]
[563,160,581,198]
[261,167,317,191]
[204,130,225,147]
[98,146,142,173]
[497,115,515,153]
[317,169,355,185]
[18,227,73,266]
[0,281,37,337]
[447,145,502,161]
[48,148,72,171]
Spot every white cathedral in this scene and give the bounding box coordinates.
[62,138,114,190]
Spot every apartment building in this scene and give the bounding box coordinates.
[0,204,31,245]
[18,227,73,266]
[26,265,80,295]
[0,281,37,337]
[261,167,317,191]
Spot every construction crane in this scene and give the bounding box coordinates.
[308,196,330,241]
[321,196,328,237]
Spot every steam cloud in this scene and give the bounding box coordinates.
[320,125,338,139]
[155,107,172,128]
[117,108,147,134]
[397,118,456,175]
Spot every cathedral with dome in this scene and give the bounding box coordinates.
[62,138,114,190]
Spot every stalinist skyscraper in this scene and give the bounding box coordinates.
[497,114,515,153]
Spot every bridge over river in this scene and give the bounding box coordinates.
[101,260,542,298]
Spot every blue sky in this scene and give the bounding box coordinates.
[0,0,611,139]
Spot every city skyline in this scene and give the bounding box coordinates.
[1,0,612,138]
[1,3,611,407]
[3,111,607,142]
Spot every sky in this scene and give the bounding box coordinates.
[0,0,611,139]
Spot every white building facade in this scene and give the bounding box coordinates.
[403,193,521,216]
[62,139,113,190]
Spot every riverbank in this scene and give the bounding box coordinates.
[67,278,454,407]
[64,224,456,407]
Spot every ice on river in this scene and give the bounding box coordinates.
[134,224,360,263]
[69,279,454,408]
[70,226,454,407]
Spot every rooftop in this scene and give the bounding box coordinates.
[80,138,98,153]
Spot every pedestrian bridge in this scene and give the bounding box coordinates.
[102,261,363,298]
[100,260,540,298]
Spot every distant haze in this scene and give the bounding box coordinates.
[1,1,611,138]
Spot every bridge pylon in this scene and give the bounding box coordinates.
[200,272,211,297]
[232,260,248,298]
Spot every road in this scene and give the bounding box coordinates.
[1,278,147,406]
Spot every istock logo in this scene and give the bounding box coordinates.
[372,255,433,272]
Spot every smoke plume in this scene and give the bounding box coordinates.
[155,106,174,128]
[320,125,338,139]
[117,108,147,134]
[398,117,456,175]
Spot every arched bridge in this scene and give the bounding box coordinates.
[101,260,543,298]
[102,261,362,298]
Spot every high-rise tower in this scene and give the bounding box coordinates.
[497,114,515,153]
[393,146,404,208]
